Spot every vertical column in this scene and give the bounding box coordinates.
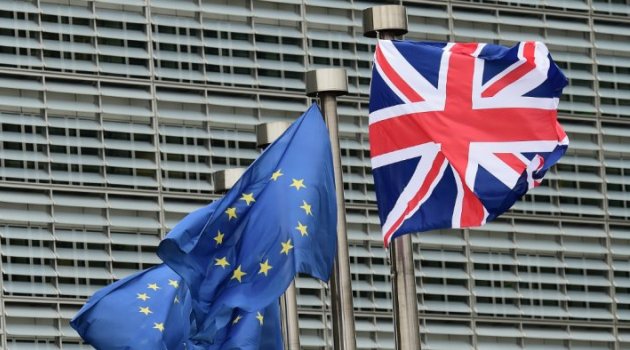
[306,68,357,350]
[256,121,301,350]
[363,5,422,350]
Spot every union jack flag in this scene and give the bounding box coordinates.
[369,40,568,246]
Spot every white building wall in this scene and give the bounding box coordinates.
[0,0,628,349]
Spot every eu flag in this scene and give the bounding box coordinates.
[70,264,193,350]
[157,104,337,344]
[70,262,284,349]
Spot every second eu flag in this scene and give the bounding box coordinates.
[157,104,337,345]
[70,264,193,349]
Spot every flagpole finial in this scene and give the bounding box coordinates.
[305,68,348,97]
[362,5,408,39]
[213,168,245,192]
[256,122,292,149]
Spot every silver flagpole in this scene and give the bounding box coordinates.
[306,68,357,350]
[363,5,422,350]
[256,121,301,350]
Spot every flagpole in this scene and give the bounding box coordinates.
[214,167,295,347]
[256,121,301,350]
[363,5,422,350]
[306,68,357,350]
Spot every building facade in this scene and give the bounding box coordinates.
[0,0,628,349]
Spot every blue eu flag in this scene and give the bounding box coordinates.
[70,262,284,349]
[70,264,193,350]
[158,104,337,344]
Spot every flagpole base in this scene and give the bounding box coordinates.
[390,235,421,349]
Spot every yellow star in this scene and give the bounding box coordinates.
[139,306,152,315]
[174,296,180,304]
[295,222,308,237]
[270,169,283,181]
[280,239,294,255]
[290,179,306,190]
[137,293,150,301]
[258,259,272,276]
[214,230,225,245]
[153,323,165,332]
[300,200,313,215]
[232,315,242,324]
[225,207,237,220]
[215,257,230,268]
[147,283,160,291]
[240,193,255,206]
[256,311,264,325]
[231,265,247,283]
[168,279,179,288]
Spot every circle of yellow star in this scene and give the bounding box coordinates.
[168,279,179,288]
[232,315,242,324]
[174,296,180,304]
[225,207,237,220]
[300,200,312,215]
[147,283,160,291]
[137,293,150,301]
[295,222,308,237]
[256,311,264,325]
[139,306,152,315]
[153,323,165,332]
[214,230,225,245]
[280,239,294,255]
[290,179,306,190]
[270,169,283,181]
[231,265,247,283]
[215,257,230,268]
[240,193,255,206]
[258,259,272,276]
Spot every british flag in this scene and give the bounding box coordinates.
[369,40,569,246]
